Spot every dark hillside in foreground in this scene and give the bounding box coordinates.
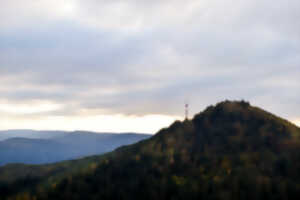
[1,101,300,200]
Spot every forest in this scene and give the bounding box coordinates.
[1,101,300,200]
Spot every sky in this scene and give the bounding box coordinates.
[0,0,299,133]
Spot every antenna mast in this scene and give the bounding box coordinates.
[185,102,189,120]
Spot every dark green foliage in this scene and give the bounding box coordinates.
[1,100,300,200]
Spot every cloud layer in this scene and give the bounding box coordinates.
[0,0,299,132]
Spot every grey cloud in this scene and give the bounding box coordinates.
[0,0,299,121]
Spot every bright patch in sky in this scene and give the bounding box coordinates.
[58,1,77,16]
[0,114,180,134]
[293,119,300,128]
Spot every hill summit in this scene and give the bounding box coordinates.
[2,100,300,200]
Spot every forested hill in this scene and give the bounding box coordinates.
[2,100,300,200]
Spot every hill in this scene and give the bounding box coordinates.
[1,100,300,200]
[0,130,68,141]
[0,131,150,165]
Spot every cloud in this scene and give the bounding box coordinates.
[0,101,61,115]
[0,0,299,132]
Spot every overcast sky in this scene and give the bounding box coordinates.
[0,0,299,133]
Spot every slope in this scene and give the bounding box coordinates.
[0,132,150,165]
[2,100,300,200]
[0,130,68,141]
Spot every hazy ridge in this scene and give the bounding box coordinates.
[0,130,150,165]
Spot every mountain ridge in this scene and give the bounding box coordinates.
[0,131,150,166]
[0,130,150,141]
[1,100,300,200]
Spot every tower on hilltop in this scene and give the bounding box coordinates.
[185,103,189,120]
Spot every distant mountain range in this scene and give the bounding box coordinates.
[0,130,69,141]
[0,130,150,165]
